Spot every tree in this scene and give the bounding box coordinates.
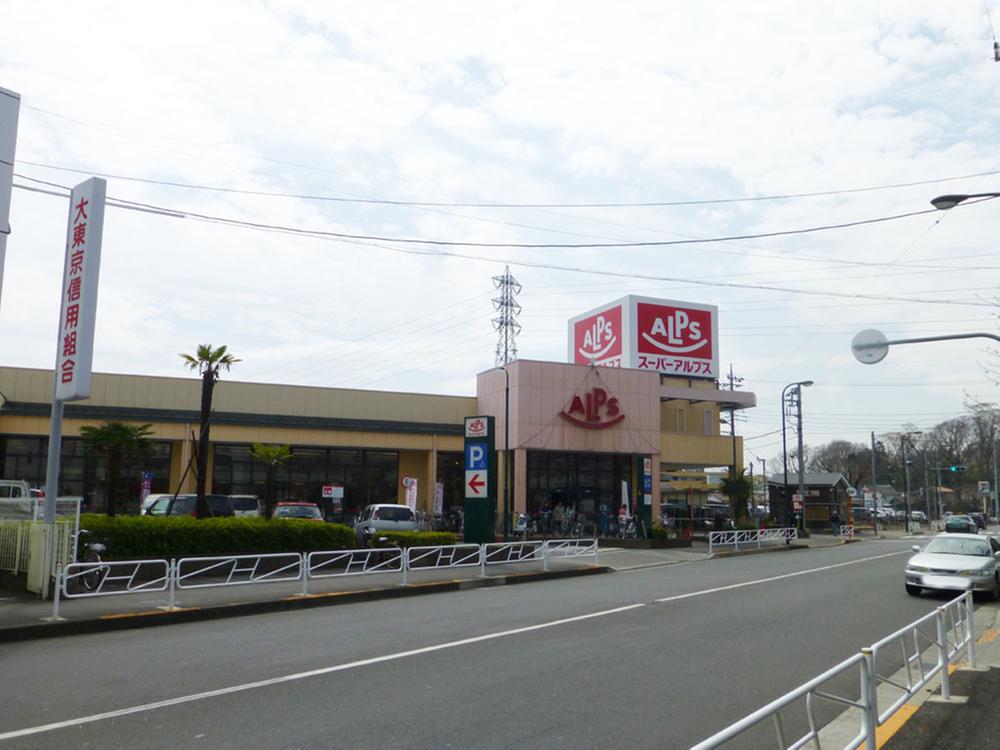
[807,440,870,488]
[720,468,753,524]
[79,422,154,516]
[180,344,240,518]
[251,442,292,519]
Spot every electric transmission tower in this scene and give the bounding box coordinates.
[492,266,522,365]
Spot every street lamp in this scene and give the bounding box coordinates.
[498,365,511,542]
[930,193,1000,210]
[781,380,813,528]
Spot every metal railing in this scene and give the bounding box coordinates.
[708,527,797,556]
[45,539,603,617]
[835,525,855,541]
[0,520,30,574]
[691,591,976,750]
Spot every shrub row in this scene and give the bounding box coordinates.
[80,514,355,559]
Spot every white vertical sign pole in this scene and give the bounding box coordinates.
[42,178,106,598]
[0,86,20,315]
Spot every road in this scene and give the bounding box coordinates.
[0,539,951,749]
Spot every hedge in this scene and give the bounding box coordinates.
[79,514,355,559]
[373,531,460,548]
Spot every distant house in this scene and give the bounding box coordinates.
[767,472,852,530]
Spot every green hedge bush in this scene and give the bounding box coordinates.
[373,531,460,548]
[80,514,355,559]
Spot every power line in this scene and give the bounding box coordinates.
[12,180,995,308]
[16,158,1000,209]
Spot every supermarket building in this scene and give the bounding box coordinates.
[0,297,756,523]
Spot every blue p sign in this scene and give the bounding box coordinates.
[465,443,487,471]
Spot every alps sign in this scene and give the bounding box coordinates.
[560,386,624,429]
[568,295,718,379]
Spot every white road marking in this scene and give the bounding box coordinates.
[0,548,910,741]
[0,603,646,742]
[655,550,909,603]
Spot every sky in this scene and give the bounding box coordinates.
[1,1,1000,470]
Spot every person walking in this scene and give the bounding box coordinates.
[830,508,842,537]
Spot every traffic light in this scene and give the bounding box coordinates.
[949,465,966,472]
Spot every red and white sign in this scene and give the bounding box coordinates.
[559,386,624,429]
[465,416,489,438]
[465,471,486,497]
[55,178,106,401]
[793,494,804,510]
[568,295,718,380]
[571,304,623,366]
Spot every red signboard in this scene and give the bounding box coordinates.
[635,301,714,377]
[572,304,623,366]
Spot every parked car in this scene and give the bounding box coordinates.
[272,501,324,521]
[943,515,978,534]
[140,493,174,515]
[144,494,233,517]
[905,533,1000,600]
[909,510,927,524]
[354,503,417,546]
[228,495,262,517]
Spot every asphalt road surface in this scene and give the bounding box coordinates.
[0,539,950,749]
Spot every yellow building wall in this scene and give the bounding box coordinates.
[661,433,743,470]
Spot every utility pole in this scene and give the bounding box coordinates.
[726,364,744,522]
[870,431,878,492]
[993,438,999,523]
[923,451,931,519]
[796,390,806,531]
[492,266,522,366]
[759,458,767,513]
[902,439,911,533]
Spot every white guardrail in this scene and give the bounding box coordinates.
[708,528,797,556]
[51,538,600,617]
[691,591,977,750]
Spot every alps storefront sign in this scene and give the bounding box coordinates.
[571,304,622,366]
[567,295,719,380]
[560,386,624,429]
[463,415,496,544]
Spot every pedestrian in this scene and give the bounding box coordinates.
[553,502,565,533]
[830,508,841,537]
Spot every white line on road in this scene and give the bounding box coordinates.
[0,603,646,742]
[655,550,909,603]
[0,548,910,742]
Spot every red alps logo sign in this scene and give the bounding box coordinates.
[636,302,714,376]
[560,387,625,429]
[572,305,623,366]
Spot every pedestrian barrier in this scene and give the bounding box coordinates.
[836,525,855,541]
[45,539,602,617]
[708,527,796,556]
[690,591,976,750]
[176,552,303,590]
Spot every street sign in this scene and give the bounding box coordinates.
[792,494,803,511]
[979,481,990,495]
[465,471,487,497]
[847,487,858,498]
[465,443,487,471]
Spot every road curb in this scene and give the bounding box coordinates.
[710,543,810,559]
[0,565,610,643]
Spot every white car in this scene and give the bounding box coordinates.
[905,533,1000,600]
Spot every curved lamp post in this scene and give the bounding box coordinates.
[781,380,813,526]
[930,193,1000,210]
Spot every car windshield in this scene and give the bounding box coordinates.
[149,498,169,515]
[277,505,321,518]
[230,498,258,511]
[924,537,990,557]
[372,507,414,521]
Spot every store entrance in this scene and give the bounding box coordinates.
[526,451,634,537]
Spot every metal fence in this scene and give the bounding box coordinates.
[708,528,797,556]
[0,520,31,574]
[49,539,600,618]
[691,591,976,750]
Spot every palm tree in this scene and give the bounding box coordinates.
[720,468,753,525]
[251,442,292,519]
[79,422,154,516]
[180,344,240,518]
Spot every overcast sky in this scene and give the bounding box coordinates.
[2,1,1000,468]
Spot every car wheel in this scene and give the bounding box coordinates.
[905,583,922,597]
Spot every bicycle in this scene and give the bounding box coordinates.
[75,529,108,592]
